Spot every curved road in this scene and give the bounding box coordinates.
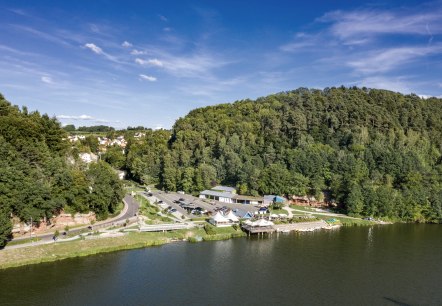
[5,194,140,247]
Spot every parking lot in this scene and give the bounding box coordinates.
[152,191,260,218]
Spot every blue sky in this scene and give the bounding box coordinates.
[0,0,441,129]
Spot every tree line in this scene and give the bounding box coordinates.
[0,94,124,247]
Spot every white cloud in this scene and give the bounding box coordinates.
[84,43,103,55]
[139,74,157,82]
[319,8,442,43]
[131,49,146,55]
[161,52,230,78]
[347,44,442,74]
[135,58,163,67]
[41,76,54,84]
[83,43,123,63]
[355,76,412,94]
[159,15,168,22]
[57,114,95,120]
[122,41,133,48]
[56,114,121,124]
[147,58,163,67]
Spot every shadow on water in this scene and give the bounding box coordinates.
[384,297,413,306]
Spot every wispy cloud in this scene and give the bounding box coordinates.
[159,15,168,22]
[11,25,70,46]
[130,49,146,55]
[347,44,442,73]
[83,43,123,64]
[135,58,163,67]
[318,8,442,43]
[355,76,412,93]
[41,76,54,84]
[122,41,132,48]
[280,32,320,52]
[139,74,157,82]
[56,114,121,124]
[84,43,103,55]
[57,114,95,120]
[161,52,230,78]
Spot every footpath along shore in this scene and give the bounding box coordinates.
[1,205,380,270]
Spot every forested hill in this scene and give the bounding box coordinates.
[128,87,442,222]
[0,94,123,247]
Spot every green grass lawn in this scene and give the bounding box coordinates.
[315,215,375,226]
[289,205,316,212]
[6,237,41,246]
[269,208,288,215]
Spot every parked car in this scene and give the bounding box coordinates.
[170,208,177,213]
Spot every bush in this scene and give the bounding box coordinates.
[204,223,216,235]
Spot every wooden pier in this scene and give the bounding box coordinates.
[241,224,275,236]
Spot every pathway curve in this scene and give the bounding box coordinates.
[4,194,140,250]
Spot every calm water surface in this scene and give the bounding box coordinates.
[0,224,441,306]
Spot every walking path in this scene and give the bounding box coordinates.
[4,195,140,250]
[273,220,330,232]
[282,207,293,218]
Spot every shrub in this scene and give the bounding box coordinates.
[204,223,216,235]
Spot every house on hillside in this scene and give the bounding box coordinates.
[79,152,98,164]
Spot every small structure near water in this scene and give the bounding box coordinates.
[241,219,275,235]
[209,211,239,227]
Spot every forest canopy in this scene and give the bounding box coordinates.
[126,87,442,223]
[0,94,124,247]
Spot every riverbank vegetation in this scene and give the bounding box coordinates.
[125,87,442,223]
[0,227,246,269]
[0,95,124,247]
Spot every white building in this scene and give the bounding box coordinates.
[79,152,98,164]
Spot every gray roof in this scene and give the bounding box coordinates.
[211,186,236,193]
[264,195,276,202]
[200,190,236,199]
[234,209,253,218]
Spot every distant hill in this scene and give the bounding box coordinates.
[127,87,442,223]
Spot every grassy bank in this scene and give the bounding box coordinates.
[0,227,245,270]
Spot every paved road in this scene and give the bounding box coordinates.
[6,194,140,247]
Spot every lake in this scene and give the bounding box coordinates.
[0,224,441,306]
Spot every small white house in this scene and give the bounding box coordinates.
[79,153,98,164]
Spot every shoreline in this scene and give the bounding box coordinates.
[0,227,245,270]
[0,219,380,271]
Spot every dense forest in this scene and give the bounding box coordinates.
[126,87,442,223]
[0,94,124,247]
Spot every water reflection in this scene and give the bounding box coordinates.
[0,225,441,306]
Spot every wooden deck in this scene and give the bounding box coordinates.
[241,225,275,235]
